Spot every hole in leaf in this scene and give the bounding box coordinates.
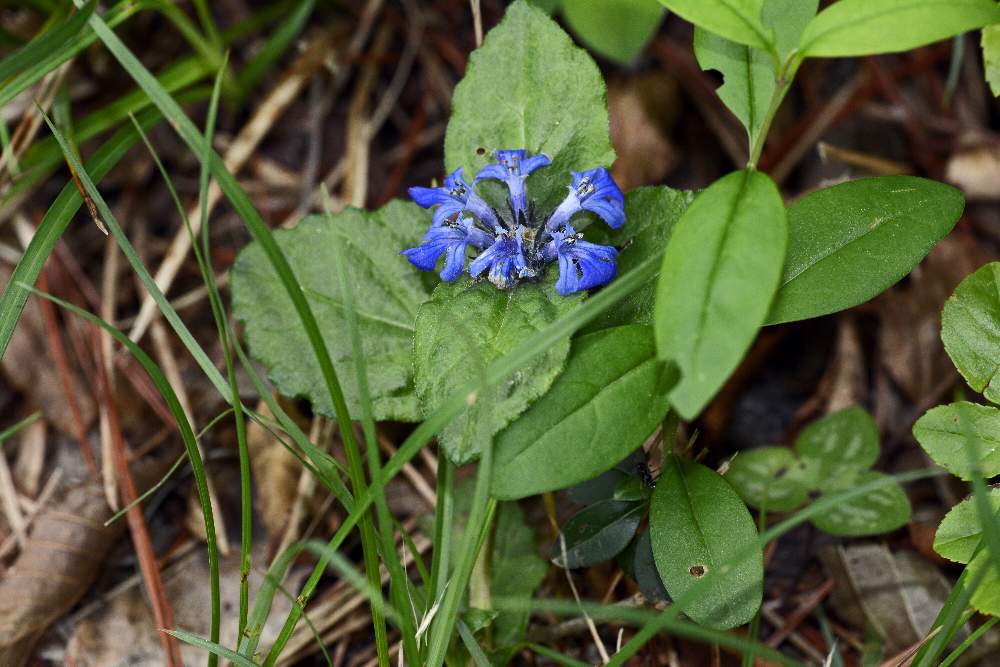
[808,489,822,500]
[476,146,487,156]
[775,466,788,478]
[689,564,706,578]
[703,68,724,89]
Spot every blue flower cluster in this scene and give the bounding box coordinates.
[402,150,624,296]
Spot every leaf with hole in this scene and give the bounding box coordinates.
[798,0,1000,58]
[913,402,1000,481]
[414,276,580,464]
[551,499,644,568]
[767,176,964,325]
[942,262,1000,405]
[562,0,665,64]
[231,202,430,422]
[934,489,1000,564]
[445,0,615,211]
[650,455,763,629]
[492,325,675,499]
[655,169,787,419]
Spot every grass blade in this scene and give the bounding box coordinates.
[0,0,96,86]
[166,629,260,667]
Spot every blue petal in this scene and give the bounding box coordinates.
[440,243,467,281]
[401,243,446,272]
[409,185,451,209]
[582,197,626,229]
[473,162,508,183]
[520,153,551,175]
[469,228,532,289]
[550,230,618,295]
[401,221,477,278]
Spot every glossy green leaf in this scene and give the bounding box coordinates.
[811,470,911,536]
[650,455,763,629]
[631,530,670,603]
[913,402,1000,481]
[983,25,1000,97]
[934,489,1000,563]
[232,202,430,422]
[414,277,580,464]
[766,176,964,325]
[552,500,644,568]
[694,27,774,149]
[655,169,787,419]
[657,0,773,51]
[726,447,809,512]
[582,186,692,332]
[492,325,676,499]
[444,0,615,210]
[799,0,1000,58]
[967,548,1000,616]
[942,262,1000,404]
[795,406,879,477]
[565,468,631,505]
[491,501,548,648]
[563,0,665,64]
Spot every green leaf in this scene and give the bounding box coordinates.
[657,0,774,51]
[563,0,665,64]
[942,262,1000,404]
[582,186,693,332]
[552,499,644,568]
[231,201,430,422]
[694,28,774,150]
[650,455,763,629]
[726,446,809,512]
[794,406,879,477]
[983,25,1000,97]
[654,169,787,419]
[811,470,911,536]
[766,176,964,325]
[491,501,548,649]
[762,0,819,60]
[799,0,1000,58]
[414,276,580,464]
[934,489,1000,563]
[631,530,670,603]
[444,0,614,211]
[492,325,676,499]
[967,548,1000,616]
[913,402,1000,481]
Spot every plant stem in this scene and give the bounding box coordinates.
[747,55,802,170]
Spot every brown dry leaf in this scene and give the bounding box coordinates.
[827,315,866,413]
[65,546,307,666]
[945,132,1000,201]
[13,418,46,497]
[0,266,96,437]
[248,398,306,540]
[608,73,678,192]
[0,476,125,666]
[821,543,952,655]
[877,236,980,405]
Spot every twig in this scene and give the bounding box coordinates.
[470,0,483,48]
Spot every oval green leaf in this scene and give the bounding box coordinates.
[799,0,1000,58]
[414,276,580,464]
[934,489,1000,564]
[967,548,1000,616]
[552,499,644,568]
[655,169,787,419]
[767,176,964,325]
[942,262,1000,404]
[493,325,676,499]
[444,0,615,210]
[650,455,763,629]
[231,202,430,421]
[563,0,665,64]
[657,0,773,51]
[794,406,879,476]
[726,446,809,512]
[811,470,911,536]
[631,530,670,603]
[913,401,1000,481]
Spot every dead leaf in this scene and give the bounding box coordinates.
[248,398,306,541]
[608,73,678,191]
[946,133,1000,201]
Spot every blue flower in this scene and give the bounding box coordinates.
[546,167,625,231]
[401,217,492,281]
[543,224,618,296]
[474,149,551,218]
[409,167,499,228]
[469,226,536,289]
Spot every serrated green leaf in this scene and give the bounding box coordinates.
[657,0,774,51]
[231,201,430,421]
[967,548,1000,616]
[563,0,665,64]
[491,501,548,650]
[650,455,763,629]
[552,499,644,568]
[444,0,615,211]
[654,169,787,419]
[799,0,1000,58]
[935,489,1000,564]
[694,27,774,149]
[811,470,911,536]
[726,446,809,512]
[766,176,964,325]
[582,186,693,332]
[913,402,1000,481]
[492,325,675,499]
[414,276,580,464]
[795,406,879,477]
[984,25,1000,97]
[942,262,1000,404]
